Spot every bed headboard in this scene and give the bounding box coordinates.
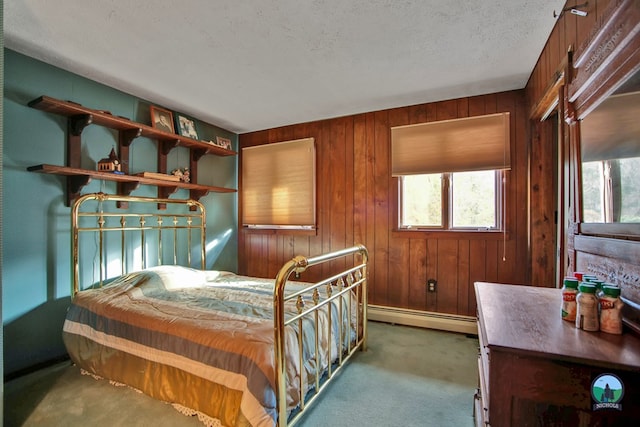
[71,193,206,295]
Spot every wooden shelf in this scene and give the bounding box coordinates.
[27,95,238,207]
[28,164,236,202]
[29,96,237,157]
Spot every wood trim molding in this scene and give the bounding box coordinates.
[367,304,477,335]
[568,0,640,119]
[530,58,566,121]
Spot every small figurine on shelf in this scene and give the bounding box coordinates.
[97,147,124,174]
[171,167,190,183]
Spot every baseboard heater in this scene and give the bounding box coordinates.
[368,304,478,335]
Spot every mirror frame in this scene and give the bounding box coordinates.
[567,0,640,238]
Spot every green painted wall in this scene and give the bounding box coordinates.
[2,49,238,376]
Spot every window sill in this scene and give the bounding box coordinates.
[392,229,509,240]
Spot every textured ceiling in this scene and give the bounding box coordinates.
[5,0,567,133]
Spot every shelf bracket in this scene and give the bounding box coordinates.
[120,128,142,147]
[69,114,93,136]
[67,175,91,206]
[189,189,211,211]
[119,182,140,196]
[190,189,210,201]
[115,182,141,209]
[192,148,207,162]
[159,139,180,156]
[157,186,179,210]
[158,186,179,199]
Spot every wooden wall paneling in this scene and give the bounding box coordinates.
[485,240,499,283]
[388,239,410,308]
[426,239,439,312]
[344,118,355,266]
[249,234,265,277]
[318,120,332,280]
[388,107,410,308]
[576,1,597,51]
[409,103,427,124]
[549,24,561,80]
[517,91,531,285]
[240,91,530,317]
[435,99,458,120]
[565,5,578,58]
[373,110,390,306]
[352,114,368,249]
[268,234,279,278]
[557,8,567,72]
[527,62,541,113]
[436,239,459,314]
[332,118,349,275]
[457,97,469,116]
[282,235,294,266]
[408,239,428,311]
[530,118,557,287]
[468,240,487,315]
[596,0,614,22]
[515,92,531,285]
[540,42,549,105]
[457,240,471,315]
[364,112,377,303]
[468,95,488,127]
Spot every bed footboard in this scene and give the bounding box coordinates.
[274,245,369,426]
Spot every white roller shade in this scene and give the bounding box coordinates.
[242,138,316,228]
[391,112,511,176]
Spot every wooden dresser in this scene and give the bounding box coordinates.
[474,282,640,426]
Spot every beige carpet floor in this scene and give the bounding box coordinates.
[4,321,479,427]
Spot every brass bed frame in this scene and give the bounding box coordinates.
[71,192,368,426]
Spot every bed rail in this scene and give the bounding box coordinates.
[274,244,369,426]
[71,193,206,296]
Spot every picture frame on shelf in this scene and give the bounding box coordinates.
[175,113,199,140]
[150,105,175,133]
[216,136,232,150]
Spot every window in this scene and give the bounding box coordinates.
[582,158,640,223]
[241,138,316,229]
[392,113,510,231]
[400,170,502,229]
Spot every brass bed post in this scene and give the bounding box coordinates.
[120,216,126,275]
[157,216,163,266]
[139,216,147,269]
[274,244,369,427]
[172,216,178,265]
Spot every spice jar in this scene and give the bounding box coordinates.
[599,285,624,335]
[576,283,599,332]
[561,277,579,322]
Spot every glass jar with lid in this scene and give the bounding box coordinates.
[576,283,599,332]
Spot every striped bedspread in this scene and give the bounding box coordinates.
[62,265,354,427]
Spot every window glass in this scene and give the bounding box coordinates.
[401,174,442,227]
[619,157,640,222]
[451,170,496,228]
[582,161,604,222]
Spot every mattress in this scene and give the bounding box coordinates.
[62,265,355,427]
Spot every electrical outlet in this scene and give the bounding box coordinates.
[427,279,437,292]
